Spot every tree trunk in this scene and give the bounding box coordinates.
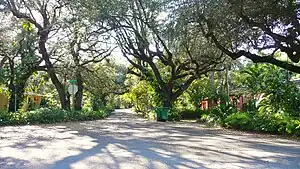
[74,70,83,110]
[209,71,216,95]
[7,54,40,112]
[8,60,16,112]
[8,1,68,109]
[217,71,223,93]
[8,83,16,112]
[70,36,84,111]
[8,82,26,112]
[225,65,230,96]
[38,34,69,110]
[162,85,174,108]
[163,99,172,108]
[7,60,27,112]
[48,67,68,110]
[66,92,71,110]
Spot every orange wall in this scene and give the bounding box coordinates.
[0,93,8,112]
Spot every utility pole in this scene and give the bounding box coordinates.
[14,92,17,112]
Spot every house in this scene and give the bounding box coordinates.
[0,93,8,112]
[22,92,43,111]
[201,95,244,111]
[0,92,44,112]
[200,88,249,111]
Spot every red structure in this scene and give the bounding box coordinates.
[201,95,244,111]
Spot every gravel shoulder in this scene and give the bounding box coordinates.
[0,109,300,169]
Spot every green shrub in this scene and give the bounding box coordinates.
[167,108,182,121]
[0,112,12,125]
[200,113,220,126]
[208,108,224,124]
[199,114,208,122]
[252,113,286,133]
[225,113,253,130]
[285,119,300,136]
[250,112,300,136]
[200,105,236,126]
[0,108,111,126]
[294,120,300,136]
[180,108,204,120]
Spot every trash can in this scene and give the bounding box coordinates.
[155,107,170,122]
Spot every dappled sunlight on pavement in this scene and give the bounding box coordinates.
[0,109,300,169]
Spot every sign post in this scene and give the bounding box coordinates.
[68,80,78,109]
[68,79,77,85]
[68,84,78,95]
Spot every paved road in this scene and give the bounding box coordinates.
[0,109,300,169]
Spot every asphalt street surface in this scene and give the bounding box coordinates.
[0,109,300,169]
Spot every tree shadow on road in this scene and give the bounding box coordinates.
[0,157,31,169]
[1,109,300,169]
[47,110,300,169]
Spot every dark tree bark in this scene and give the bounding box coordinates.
[38,34,69,110]
[7,58,34,112]
[7,0,70,110]
[208,33,300,74]
[66,92,71,110]
[74,71,83,110]
[68,25,110,110]
[193,5,300,73]
[8,85,16,112]
[111,0,223,109]
[8,81,27,112]
[162,90,176,108]
[70,33,84,111]
[7,58,15,112]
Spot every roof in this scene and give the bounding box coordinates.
[230,88,250,95]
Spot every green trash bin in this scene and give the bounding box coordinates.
[155,107,170,122]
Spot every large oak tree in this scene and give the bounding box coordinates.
[177,0,300,73]
[5,0,71,109]
[86,0,225,107]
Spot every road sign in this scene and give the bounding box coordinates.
[68,84,78,95]
[68,79,77,84]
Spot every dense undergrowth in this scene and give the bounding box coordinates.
[124,63,300,137]
[0,107,112,126]
[175,106,300,137]
[224,112,300,135]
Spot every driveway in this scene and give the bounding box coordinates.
[0,109,300,169]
